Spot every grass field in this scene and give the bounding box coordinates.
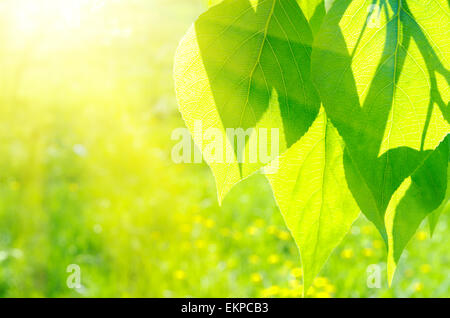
[0,0,448,298]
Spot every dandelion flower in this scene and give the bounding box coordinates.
[315,291,331,298]
[193,215,203,224]
[363,248,374,257]
[420,264,431,274]
[204,219,215,229]
[372,240,384,249]
[313,277,329,288]
[247,226,258,236]
[180,224,191,233]
[278,231,291,241]
[341,248,354,259]
[195,240,206,249]
[324,284,336,294]
[268,254,280,264]
[267,226,277,235]
[262,285,280,297]
[289,279,301,289]
[291,267,303,278]
[413,282,424,292]
[174,270,186,280]
[290,288,303,298]
[416,231,427,241]
[279,288,292,298]
[361,225,372,235]
[306,286,316,296]
[250,273,262,284]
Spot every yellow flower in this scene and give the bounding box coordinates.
[413,282,424,292]
[174,270,186,280]
[420,264,432,274]
[289,279,302,289]
[416,231,427,241]
[279,288,292,297]
[250,273,263,283]
[315,291,331,298]
[372,240,384,249]
[204,219,215,228]
[313,277,329,288]
[363,248,374,257]
[277,231,291,241]
[306,286,316,296]
[267,225,278,235]
[193,215,203,224]
[249,254,260,265]
[268,254,280,264]
[324,284,336,294]
[290,288,303,298]
[180,224,191,233]
[341,248,354,259]
[195,240,206,249]
[247,226,258,236]
[361,225,372,235]
[291,267,303,278]
[262,285,280,297]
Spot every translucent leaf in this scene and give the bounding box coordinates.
[386,136,448,284]
[312,0,450,240]
[266,109,359,293]
[174,0,320,203]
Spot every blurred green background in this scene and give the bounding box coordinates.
[0,0,448,298]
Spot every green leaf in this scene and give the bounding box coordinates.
[174,0,320,203]
[312,0,450,240]
[297,0,335,35]
[429,155,450,236]
[266,108,360,293]
[385,175,410,286]
[386,136,449,285]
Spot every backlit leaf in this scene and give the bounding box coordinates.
[266,109,360,292]
[386,136,448,284]
[312,0,450,240]
[174,0,320,203]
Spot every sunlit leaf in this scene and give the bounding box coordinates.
[386,136,448,284]
[266,108,359,293]
[312,0,450,239]
[174,0,320,203]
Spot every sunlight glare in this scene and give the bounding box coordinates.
[12,0,107,32]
